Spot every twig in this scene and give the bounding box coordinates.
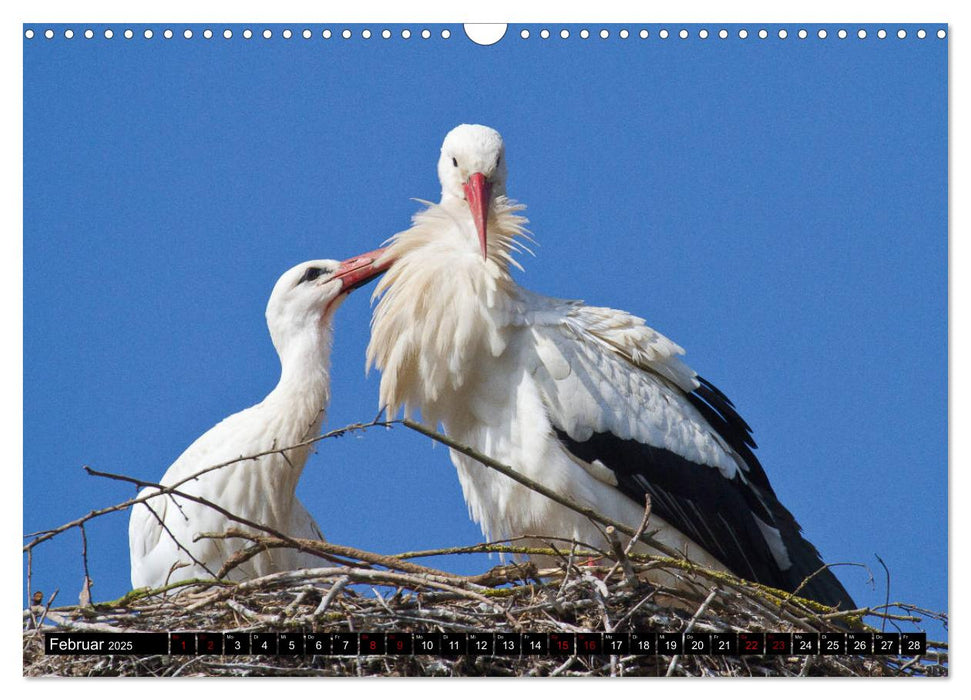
[310,575,350,619]
[665,586,719,677]
[142,499,220,582]
[789,561,871,610]
[282,586,317,618]
[549,656,576,677]
[226,598,276,624]
[874,554,891,633]
[612,588,658,630]
[26,548,35,628]
[605,526,638,587]
[556,542,579,599]
[624,494,653,558]
[402,419,683,560]
[208,528,452,579]
[78,524,93,608]
[24,589,58,641]
[467,561,539,587]
[392,538,603,561]
[895,656,923,676]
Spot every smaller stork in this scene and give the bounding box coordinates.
[129,250,388,589]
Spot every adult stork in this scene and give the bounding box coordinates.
[368,124,855,608]
[129,250,388,589]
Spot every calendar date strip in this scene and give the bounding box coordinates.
[45,631,926,657]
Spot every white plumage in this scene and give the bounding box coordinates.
[368,124,854,608]
[129,251,387,589]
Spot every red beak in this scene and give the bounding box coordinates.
[333,247,392,293]
[463,172,492,260]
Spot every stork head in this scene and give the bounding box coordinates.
[438,124,508,260]
[266,249,389,354]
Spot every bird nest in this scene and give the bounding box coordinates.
[23,420,947,677]
[23,535,948,678]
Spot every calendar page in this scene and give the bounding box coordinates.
[22,17,947,677]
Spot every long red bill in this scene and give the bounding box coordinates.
[333,247,392,293]
[462,172,492,260]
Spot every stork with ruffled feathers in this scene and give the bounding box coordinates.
[367,124,854,608]
[129,250,388,590]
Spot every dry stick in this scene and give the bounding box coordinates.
[878,602,948,620]
[78,524,93,608]
[895,655,924,676]
[26,548,35,628]
[605,493,652,580]
[556,542,579,599]
[874,554,891,633]
[527,532,612,560]
[665,586,720,677]
[205,534,360,576]
[226,599,276,624]
[549,656,576,677]
[33,590,59,634]
[788,561,871,610]
[371,587,400,620]
[798,654,814,677]
[605,526,638,587]
[142,499,220,582]
[393,536,604,562]
[611,588,659,632]
[606,493,654,582]
[282,586,316,618]
[25,494,154,551]
[310,575,351,619]
[208,528,461,579]
[624,494,653,558]
[467,561,540,587]
[402,419,684,561]
[817,607,918,623]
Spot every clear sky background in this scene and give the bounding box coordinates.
[23,23,947,641]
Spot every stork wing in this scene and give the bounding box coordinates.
[522,297,854,608]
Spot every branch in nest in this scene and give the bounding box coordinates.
[605,526,638,588]
[205,529,462,579]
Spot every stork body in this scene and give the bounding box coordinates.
[129,251,387,589]
[368,124,854,608]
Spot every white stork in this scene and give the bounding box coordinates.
[129,250,388,589]
[368,124,854,608]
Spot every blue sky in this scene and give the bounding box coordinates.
[24,23,947,641]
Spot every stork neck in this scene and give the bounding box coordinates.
[267,325,332,438]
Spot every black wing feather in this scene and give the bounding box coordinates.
[554,427,783,585]
[552,375,855,609]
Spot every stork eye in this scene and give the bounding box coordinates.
[452,157,458,168]
[496,155,501,167]
[298,267,328,284]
